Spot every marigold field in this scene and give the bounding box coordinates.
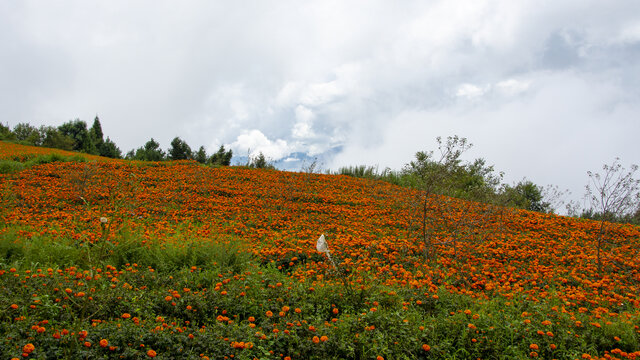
[1,141,639,359]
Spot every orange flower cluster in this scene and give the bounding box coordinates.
[0,141,113,162]
[1,141,639,317]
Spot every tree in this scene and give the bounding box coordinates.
[99,137,122,159]
[142,138,165,161]
[0,123,15,141]
[451,158,503,203]
[167,137,192,161]
[585,158,640,273]
[499,179,551,213]
[194,146,208,164]
[209,145,233,166]
[249,151,273,169]
[128,138,165,161]
[13,123,42,145]
[405,136,473,260]
[89,116,104,154]
[39,126,74,150]
[58,119,92,153]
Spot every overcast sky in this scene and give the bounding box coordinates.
[2,1,639,210]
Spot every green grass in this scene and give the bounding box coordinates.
[0,225,637,359]
[0,153,87,174]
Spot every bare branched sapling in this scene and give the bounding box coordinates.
[585,158,640,273]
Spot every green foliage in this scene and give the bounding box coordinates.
[89,116,104,147]
[0,123,15,141]
[334,165,380,178]
[2,118,120,157]
[0,160,25,174]
[0,153,87,174]
[194,146,208,164]
[580,207,640,226]
[39,125,75,151]
[127,138,166,161]
[88,115,122,158]
[0,229,637,359]
[332,137,571,215]
[58,119,93,153]
[248,151,274,169]
[167,137,192,161]
[406,136,476,198]
[209,145,233,166]
[499,179,551,213]
[98,137,122,158]
[13,123,42,146]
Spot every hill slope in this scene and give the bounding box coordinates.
[1,141,639,359]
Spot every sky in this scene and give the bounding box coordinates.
[1,0,639,211]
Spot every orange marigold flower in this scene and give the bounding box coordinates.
[529,344,539,350]
[22,343,35,353]
[320,335,328,342]
[147,350,157,357]
[312,336,320,343]
[100,339,109,347]
[422,344,431,351]
[122,313,131,319]
[10,304,18,309]
[266,311,273,317]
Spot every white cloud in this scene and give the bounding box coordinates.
[495,79,531,96]
[230,129,292,160]
[299,80,344,107]
[1,0,639,204]
[292,105,316,139]
[617,22,640,43]
[456,83,489,99]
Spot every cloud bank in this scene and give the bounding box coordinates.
[1,0,639,206]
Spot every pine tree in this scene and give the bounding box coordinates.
[168,137,192,160]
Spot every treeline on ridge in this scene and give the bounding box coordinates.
[328,136,640,226]
[2,120,638,224]
[0,117,233,166]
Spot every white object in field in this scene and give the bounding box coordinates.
[316,234,337,270]
[316,234,329,253]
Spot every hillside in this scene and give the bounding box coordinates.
[1,141,639,359]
